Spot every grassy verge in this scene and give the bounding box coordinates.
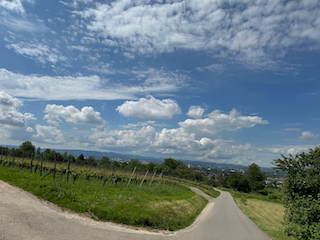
[235,198,294,240]
[196,186,220,198]
[0,166,207,231]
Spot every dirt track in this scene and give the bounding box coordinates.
[0,181,270,240]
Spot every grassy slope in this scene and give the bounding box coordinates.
[235,198,295,240]
[196,186,220,198]
[0,166,207,231]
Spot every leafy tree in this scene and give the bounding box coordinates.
[147,162,156,172]
[273,147,320,239]
[112,161,120,168]
[86,156,97,166]
[227,172,250,193]
[76,154,85,164]
[100,156,111,167]
[35,147,42,159]
[68,154,75,163]
[19,141,35,158]
[246,163,265,191]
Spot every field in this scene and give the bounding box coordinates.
[0,156,208,231]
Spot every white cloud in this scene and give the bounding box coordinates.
[284,128,300,131]
[116,95,181,119]
[43,104,106,126]
[196,63,226,73]
[6,42,67,65]
[0,16,49,32]
[0,0,34,14]
[120,121,166,129]
[263,145,315,156]
[187,105,205,119]
[299,131,319,141]
[0,91,35,127]
[75,0,320,69]
[87,109,268,161]
[67,45,89,52]
[32,124,66,144]
[180,108,269,136]
[0,68,188,101]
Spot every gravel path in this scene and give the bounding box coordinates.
[0,181,270,240]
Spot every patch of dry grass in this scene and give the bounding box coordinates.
[235,198,295,240]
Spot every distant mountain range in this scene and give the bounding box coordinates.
[2,144,275,173]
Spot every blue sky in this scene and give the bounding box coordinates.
[0,0,320,167]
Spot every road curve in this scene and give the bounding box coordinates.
[0,180,270,240]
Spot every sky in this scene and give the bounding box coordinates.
[0,0,319,167]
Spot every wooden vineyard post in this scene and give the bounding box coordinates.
[156,172,163,186]
[0,148,2,161]
[140,170,149,187]
[149,171,156,186]
[30,153,33,173]
[67,155,71,183]
[40,158,43,176]
[127,166,137,187]
[53,154,56,181]
[12,149,15,167]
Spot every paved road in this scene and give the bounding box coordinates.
[0,181,270,240]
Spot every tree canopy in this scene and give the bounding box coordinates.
[273,147,320,239]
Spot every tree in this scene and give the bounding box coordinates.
[246,163,265,192]
[19,141,35,158]
[35,147,42,159]
[227,172,250,193]
[273,147,320,239]
[100,156,111,167]
[86,156,97,166]
[76,154,85,164]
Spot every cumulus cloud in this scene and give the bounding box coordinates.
[180,108,269,136]
[75,0,320,69]
[32,124,66,144]
[116,95,181,119]
[0,91,35,127]
[299,131,319,141]
[43,104,106,126]
[187,105,205,119]
[87,109,268,161]
[262,145,315,156]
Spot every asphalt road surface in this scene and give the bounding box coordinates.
[0,180,270,240]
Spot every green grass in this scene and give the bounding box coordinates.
[0,165,207,231]
[235,198,295,240]
[196,186,220,198]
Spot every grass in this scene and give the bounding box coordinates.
[0,165,208,231]
[196,186,220,198]
[235,198,295,240]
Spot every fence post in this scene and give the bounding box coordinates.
[1,148,2,161]
[12,149,15,166]
[140,170,149,187]
[127,166,137,187]
[30,152,33,173]
[156,172,163,186]
[67,155,71,182]
[149,171,157,186]
[40,158,43,176]
[53,154,56,181]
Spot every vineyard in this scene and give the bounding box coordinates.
[0,152,211,230]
